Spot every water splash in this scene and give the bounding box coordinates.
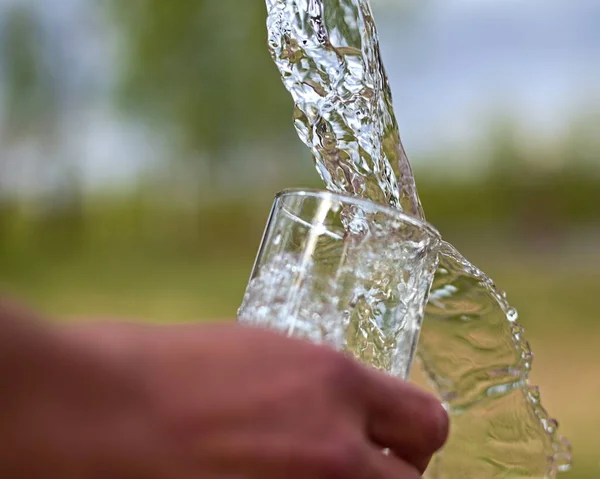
[422,243,572,477]
[265,0,571,476]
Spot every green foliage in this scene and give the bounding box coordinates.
[1,5,60,141]
[107,0,291,159]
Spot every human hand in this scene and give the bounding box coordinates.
[0,304,448,478]
[67,321,449,478]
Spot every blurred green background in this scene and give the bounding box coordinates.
[0,0,598,477]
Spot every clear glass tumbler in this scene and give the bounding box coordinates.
[238,189,441,379]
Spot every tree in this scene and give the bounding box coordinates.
[1,5,65,146]
[0,5,84,251]
[107,0,292,183]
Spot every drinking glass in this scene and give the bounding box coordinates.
[238,189,441,379]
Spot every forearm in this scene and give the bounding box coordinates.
[0,301,71,473]
[0,301,67,415]
[0,301,151,478]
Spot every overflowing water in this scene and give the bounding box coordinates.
[264,0,572,476]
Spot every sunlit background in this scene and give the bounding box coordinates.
[0,0,598,477]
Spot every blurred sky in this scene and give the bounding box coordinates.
[0,0,598,190]
[378,0,600,155]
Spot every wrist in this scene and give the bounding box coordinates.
[0,307,154,477]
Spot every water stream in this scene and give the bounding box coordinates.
[265,0,572,476]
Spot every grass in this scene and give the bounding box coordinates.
[1,242,598,478]
[0,249,253,321]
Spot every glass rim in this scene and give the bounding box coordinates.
[275,188,441,240]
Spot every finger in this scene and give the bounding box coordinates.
[360,367,449,465]
[391,450,432,475]
[412,453,433,475]
[369,448,421,479]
